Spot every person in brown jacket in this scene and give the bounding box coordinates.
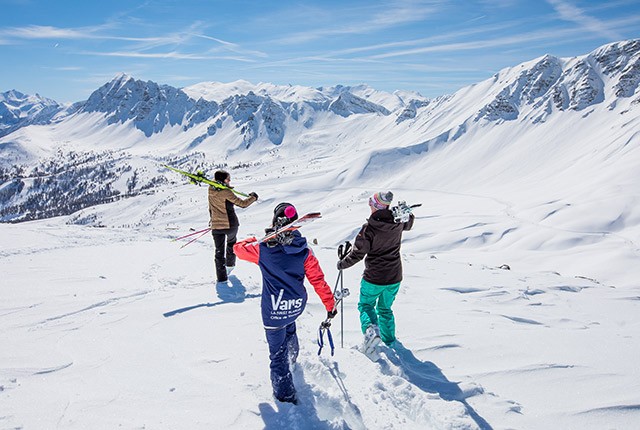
[209,170,258,283]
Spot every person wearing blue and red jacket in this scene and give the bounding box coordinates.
[234,202,336,405]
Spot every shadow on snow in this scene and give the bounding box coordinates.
[162,275,260,317]
[381,341,494,430]
[259,366,338,430]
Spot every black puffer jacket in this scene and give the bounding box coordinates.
[337,209,414,285]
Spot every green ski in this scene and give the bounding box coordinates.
[163,164,250,197]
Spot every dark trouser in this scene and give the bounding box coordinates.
[212,227,238,282]
[265,322,299,403]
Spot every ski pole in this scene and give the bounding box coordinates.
[317,241,352,355]
[340,269,344,349]
[179,228,212,249]
[338,241,351,349]
[317,269,341,355]
[173,227,211,242]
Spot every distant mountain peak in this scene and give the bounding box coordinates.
[470,39,640,123]
[0,89,62,137]
[1,89,27,101]
[328,91,391,117]
[112,72,134,83]
[81,76,218,137]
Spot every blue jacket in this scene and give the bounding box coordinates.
[234,231,335,329]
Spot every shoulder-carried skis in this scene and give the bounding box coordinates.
[163,164,250,197]
[259,212,322,243]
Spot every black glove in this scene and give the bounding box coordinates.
[327,309,338,319]
[249,192,258,200]
[336,241,351,270]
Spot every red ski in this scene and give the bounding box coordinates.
[259,212,322,242]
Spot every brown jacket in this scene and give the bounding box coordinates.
[208,186,257,230]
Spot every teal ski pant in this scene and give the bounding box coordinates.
[358,279,401,345]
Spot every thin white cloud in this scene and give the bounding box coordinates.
[82,50,256,62]
[369,0,438,27]
[464,15,488,24]
[48,66,84,71]
[0,25,109,40]
[2,25,89,39]
[546,0,623,40]
[324,20,524,56]
[478,0,519,8]
[368,14,640,59]
[191,34,268,58]
[248,55,481,74]
[271,0,442,45]
[0,22,266,62]
[0,24,176,44]
[0,23,214,47]
[156,74,202,82]
[370,37,530,58]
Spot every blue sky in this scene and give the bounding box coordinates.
[1,0,639,102]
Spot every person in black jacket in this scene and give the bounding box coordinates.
[337,191,414,348]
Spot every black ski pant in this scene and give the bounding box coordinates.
[212,227,238,282]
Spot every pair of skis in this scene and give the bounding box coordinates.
[259,212,322,243]
[165,163,250,249]
[165,165,323,246]
[172,227,212,249]
[163,164,250,197]
[172,212,322,248]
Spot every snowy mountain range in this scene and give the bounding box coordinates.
[77,74,401,143]
[0,90,64,138]
[2,39,639,224]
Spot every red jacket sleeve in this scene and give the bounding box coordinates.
[233,237,260,264]
[303,248,335,311]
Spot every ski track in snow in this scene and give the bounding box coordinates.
[296,350,479,430]
[578,404,640,415]
[411,186,640,259]
[36,290,151,326]
[0,303,42,317]
[1,362,74,377]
